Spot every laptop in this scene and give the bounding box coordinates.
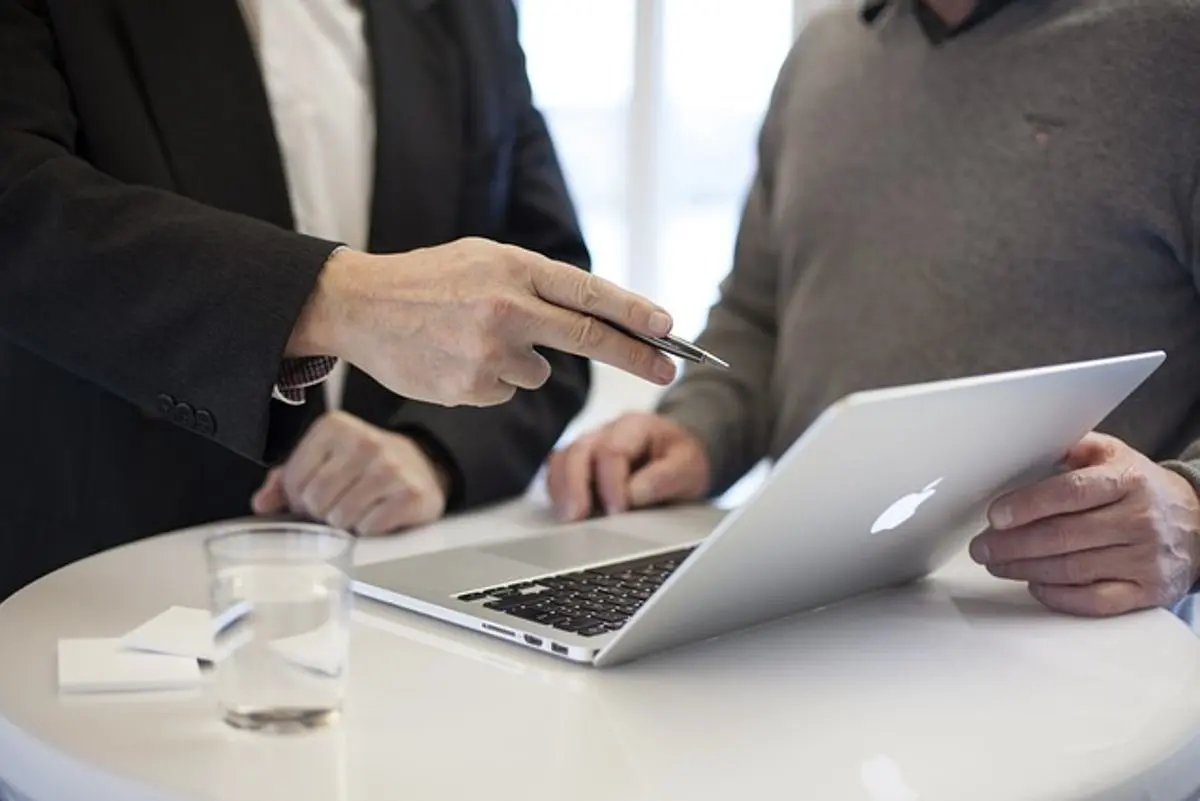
[354,351,1164,668]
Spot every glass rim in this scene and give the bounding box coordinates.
[203,521,356,560]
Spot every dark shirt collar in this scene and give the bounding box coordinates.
[861,0,1017,42]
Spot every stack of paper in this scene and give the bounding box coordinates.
[56,606,217,694]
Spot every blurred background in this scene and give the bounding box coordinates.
[518,0,838,340]
[519,0,841,495]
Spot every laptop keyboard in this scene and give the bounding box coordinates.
[456,547,695,638]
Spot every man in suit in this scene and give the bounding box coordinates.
[548,0,1200,620]
[0,0,681,601]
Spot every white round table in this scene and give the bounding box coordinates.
[3,499,1200,801]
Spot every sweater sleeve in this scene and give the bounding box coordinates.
[653,47,799,496]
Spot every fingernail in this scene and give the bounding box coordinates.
[653,358,677,383]
[649,311,672,336]
[969,540,990,563]
[989,504,1013,529]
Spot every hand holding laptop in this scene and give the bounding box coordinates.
[969,431,1200,618]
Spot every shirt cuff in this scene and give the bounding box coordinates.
[273,356,338,406]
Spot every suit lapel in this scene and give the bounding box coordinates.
[115,0,295,229]
[362,0,464,253]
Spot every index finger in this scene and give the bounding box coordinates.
[988,464,1132,530]
[516,298,678,385]
[525,254,674,339]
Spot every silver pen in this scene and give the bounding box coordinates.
[605,320,730,369]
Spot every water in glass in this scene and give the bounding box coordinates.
[206,524,354,732]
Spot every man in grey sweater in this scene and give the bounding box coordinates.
[547,0,1200,619]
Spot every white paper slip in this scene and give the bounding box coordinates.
[268,622,348,677]
[57,638,202,694]
[120,606,218,662]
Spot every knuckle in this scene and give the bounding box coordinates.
[352,436,381,460]
[1064,471,1089,502]
[625,296,643,326]
[621,339,654,372]
[595,441,627,463]
[569,315,607,349]
[367,458,401,485]
[458,235,489,256]
[573,273,604,312]
[386,482,414,502]
[1118,465,1149,494]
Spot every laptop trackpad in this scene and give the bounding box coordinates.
[481,529,663,573]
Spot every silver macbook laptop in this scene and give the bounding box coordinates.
[354,352,1164,668]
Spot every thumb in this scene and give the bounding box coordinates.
[1062,432,1120,471]
[627,448,701,509]
[251,468,288,514]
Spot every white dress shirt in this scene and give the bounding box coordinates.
[238,0,375,410]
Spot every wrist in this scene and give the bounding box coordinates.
[398,427,463,510]
[1163,463,1200,587]
[286,246,370,360]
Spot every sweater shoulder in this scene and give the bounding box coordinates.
[1067,0,1200,54]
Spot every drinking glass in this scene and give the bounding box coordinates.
[205,523,355,732]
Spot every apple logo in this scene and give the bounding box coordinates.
[870,478,943,535]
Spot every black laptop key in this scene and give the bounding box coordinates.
[485,595,540,611]
[579,602,615,616]
[553,617,605,633]
[505,606,546,622]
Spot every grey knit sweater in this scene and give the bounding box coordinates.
[658,0,1200,495]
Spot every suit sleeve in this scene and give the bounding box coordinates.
[386,4,590,511]
[653,47,801,497]
[0,0,339,464]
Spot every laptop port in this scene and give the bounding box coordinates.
[551,643,568,655]
[524,634,543,647]
[482,623,516,638]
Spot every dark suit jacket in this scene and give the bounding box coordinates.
[0,0,591,601]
